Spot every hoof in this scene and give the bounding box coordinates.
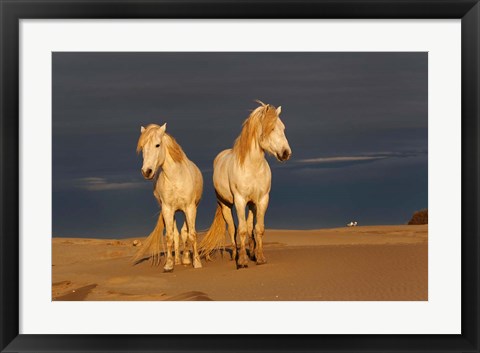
[182,250,191,265]
[237,253,249,268]
[175,257,181,265]
[193,258,202,269]
[256,251,267,265]
[163,258,174,272]
[256,258,267,265]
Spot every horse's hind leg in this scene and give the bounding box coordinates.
[180,221,191,265]
[247,205,256,261]
[220,202,236,261]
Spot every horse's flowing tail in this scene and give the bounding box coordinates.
[132,214,165,265]
[198,204,226,258]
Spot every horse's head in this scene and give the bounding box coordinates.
[259,105,292,162]
[137,123,167,180]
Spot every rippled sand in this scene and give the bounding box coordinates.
[52,225,427,301]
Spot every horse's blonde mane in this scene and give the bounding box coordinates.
[163,134,186,163]
[136,124,185,163]
[136,124,157,154]
[233,101,278,165]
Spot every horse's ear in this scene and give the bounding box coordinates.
[159,123,167,134]
[276,106,282,115]
[141,126,145,133]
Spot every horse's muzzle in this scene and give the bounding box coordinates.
[142,168,154,179]
[278,149,291,162]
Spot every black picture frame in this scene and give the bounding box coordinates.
[1,1,478,352]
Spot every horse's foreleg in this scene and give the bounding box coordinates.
[254,195,269,265]
[247,205,256,261]
[185,205,202,269]
[173,218,181,265]
[180,222,190,265]
[234,196,249,268]
[162,207,175,272]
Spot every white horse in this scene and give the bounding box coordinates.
[133,123,203,272]
[199,101,291,268]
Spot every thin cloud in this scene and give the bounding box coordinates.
[298,156,386,164]
[76,177,145,191]
[283,151,426,170]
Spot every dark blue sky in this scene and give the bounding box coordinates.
[52,52,427,238]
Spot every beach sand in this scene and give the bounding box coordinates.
[52,225,427,301]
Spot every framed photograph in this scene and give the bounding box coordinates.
[1,0,478,352]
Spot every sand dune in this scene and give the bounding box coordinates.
[52,225,427,301]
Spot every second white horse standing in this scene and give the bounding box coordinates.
[200,101,291,268]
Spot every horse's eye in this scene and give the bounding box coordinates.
[155,144,160,148]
